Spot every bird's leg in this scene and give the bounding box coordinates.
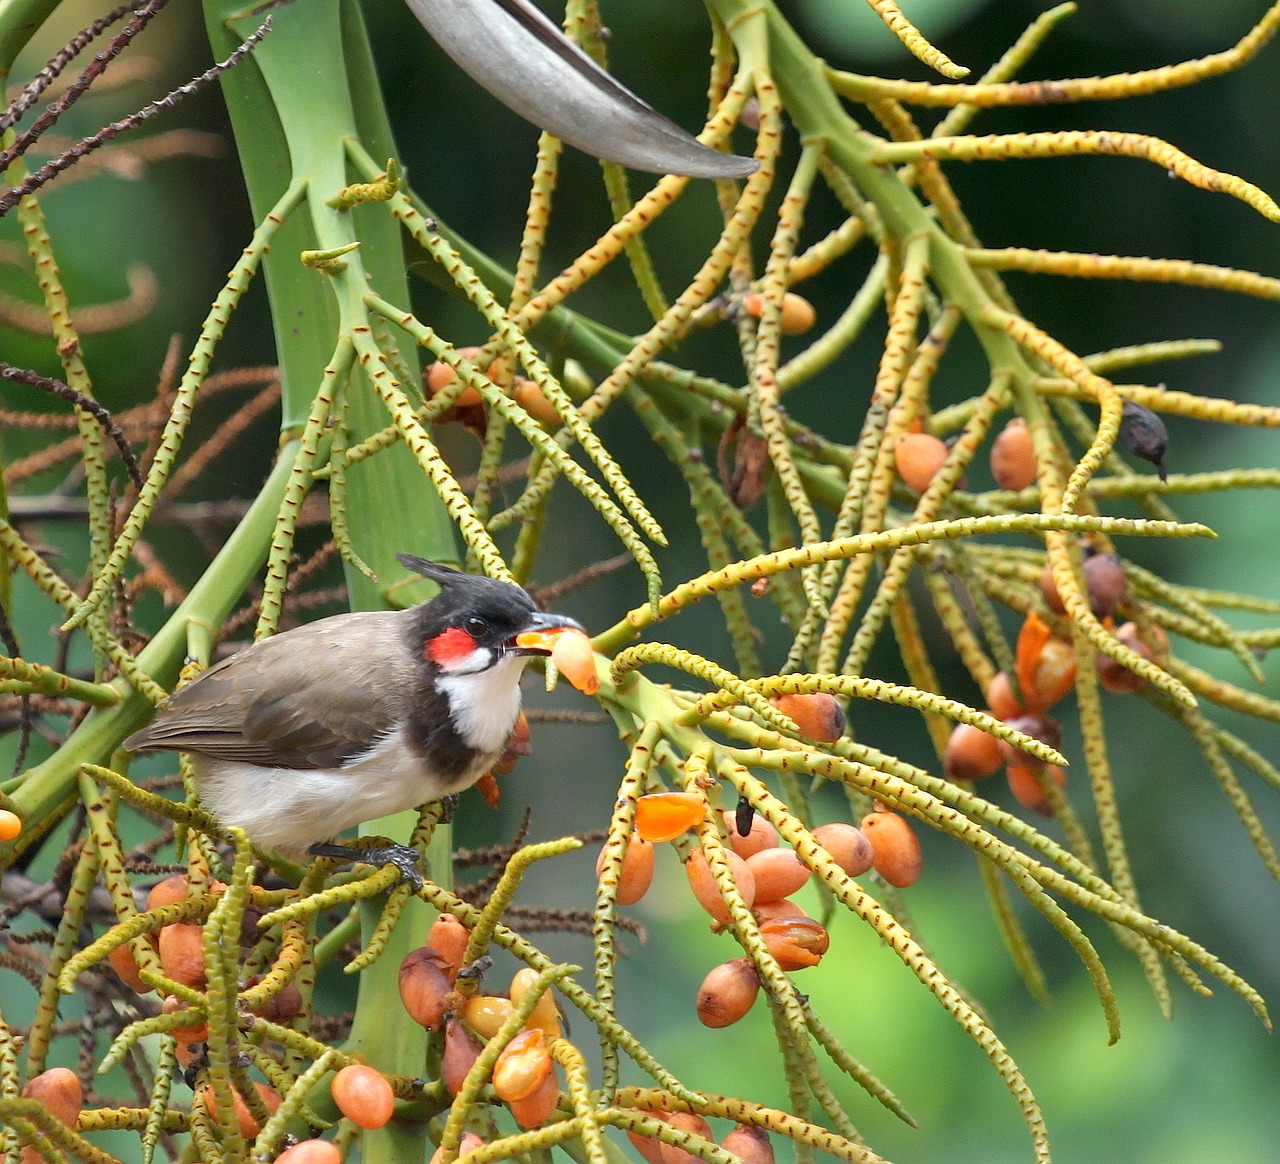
[308,838,426,891]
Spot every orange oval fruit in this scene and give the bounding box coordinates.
[944,722,1003,782]
[512,379,561,426]
[508,1064,561,1128]
[158,923,206,989]
[721,1123,775,1164]
[0,809,22,842]
[597,834,655,906]
[201,1081,280,1139]
[760,915,830,970]
[626,1111,670,1164]
[752,897,808,924]
[511,967,562,1037]
[721,810,778,859]
[989,417,1036,491]
[426,346,485,406]
[332,1064,395,1130]
[768,692,845,743]
[660,1111,716,1164]
[743,847,810,903]
[985,671,1027,720]
[441,1016,482,1097]
[1007,762,1066,816]
[812,822,874,877]
[550,630,599,695]
[635,792,704,843]
[696,958,759,1028]
[146,874,191,912]
[162,995,208,1044]
[859,811,923,888]
[426,914,470,983]
[894,432,949,493]
[108,941,152,994]
[462,994,515,1041]
[398,947,451,1031]
[276,1141,342,1164]
[684,848,755,926]
[492,1029,552,1103]
[22,1067,82,1127]
[742,290,817,335]
[430,1132,484,1164]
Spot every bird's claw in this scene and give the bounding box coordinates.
[308,840,426,891]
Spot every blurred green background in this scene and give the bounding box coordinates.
[3,0,1280,1160]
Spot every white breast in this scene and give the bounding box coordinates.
[435,652,529,756]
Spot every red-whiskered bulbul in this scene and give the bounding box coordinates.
[124,555,582,872]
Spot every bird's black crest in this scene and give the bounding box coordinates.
[396,554,467,588]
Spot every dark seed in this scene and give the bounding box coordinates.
[1118,401,1168,481]
[735,796,754,839]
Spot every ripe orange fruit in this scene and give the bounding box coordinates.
[598,834,655,906]
[985,671,1027,720]
[462,994,515,1040]
[200,1081,280,1138]
[276,1141,341,1164]
[626,1111,670,1164]
[430,1132,484,1164]
[158,923,206,989]
[441,1016,482,1097]
[492,1029,553,1103]
[146,874,191,911]
[511,966,562,1037]
[944,722,1003,782]
[512,379,561,426]
[721,810,778,859]
[108,941,152,994]
[752,897,808,924]
[769,692,845,743]
[398,947,451,1031]
[425,346,485,406]
[812,822,874,877]
[331,1064,395,1130]
[549,630,599,694]
[22,1068,82,1127]
[859,811,923,888]
[0,808,22,842]
[635,792,704,843]
[743,847,810,903]
[508,1064,561,1128]
[696,959,760,1027]
[742,290,817,335]
[894,432,949,492]
[759,915,830,970]
[162,995,208,1044]
[989,417,1037,491]
[1007,763,1066,816]
[684,848,755,926]
[721,1123,775,1164]
[426,914,470,983]
[660,1111,716,1164]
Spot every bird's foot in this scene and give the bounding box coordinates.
[308,840,425,892]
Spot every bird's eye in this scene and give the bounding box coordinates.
[465,616,490,638]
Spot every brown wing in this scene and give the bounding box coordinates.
[124,611,417,769]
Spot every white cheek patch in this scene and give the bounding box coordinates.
[436,652,529,755]
[438,644,496,675]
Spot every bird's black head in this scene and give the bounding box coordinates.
[398,554,582,675]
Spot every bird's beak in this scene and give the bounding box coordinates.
[508,611,585,657]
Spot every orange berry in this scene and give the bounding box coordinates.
[598,834,655,906]
[426,914,470,983]
[22,1068,82,1127]
[512,379,561,426]
[550,629,599,695]
[812,822,874,877]
[158,923,206,989]
[696,959,760,1028]
[1008,763,1066,816]
[760,915,830,970]
[492,1029,553,1103]
[944,722,1003,782]
[441,1016,482,1097]
[627,1110,670,1164]
[989,417,1037,491]
[742,290,817,335]
[276,1141,342,1164]
[175,1039,203,1071]
[426,346,485,406]
[0,808,21,842]
[743,848,810,903]
[721,810,778,859]
[894,432,949,492]
[635,792,704,843]
[248,977,303,1024]
[685,849,755,926]
[108,941,152,994]
[985,671,1027,720]
[1015,611,1076,712]
[859,811,923,888]
[146,874,192,911]
[430,1132,485,1164]
[511,967,562,1037]
[398,947,451,1031]
[721,1123,775,1164]
[508,1064,561,1128]
[462,994,515,1040]
[660,1112,715,1164]
[332,1064,395,1130]
[768,692,845,743]
[201,1081,280,1138]
[162,995,208,1044]
[752,897,808,924]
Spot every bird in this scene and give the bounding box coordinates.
[124,555,583,873]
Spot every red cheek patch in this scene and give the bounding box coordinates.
[426,627,476,666]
